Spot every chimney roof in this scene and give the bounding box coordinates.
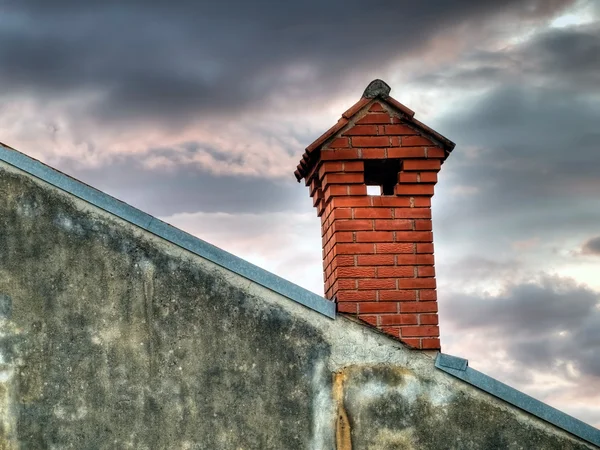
[294,79,456,182]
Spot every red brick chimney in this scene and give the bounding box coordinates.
[294,80,455,350]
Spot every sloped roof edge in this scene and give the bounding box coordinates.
[0,142,336,319]
[436,353,600,448]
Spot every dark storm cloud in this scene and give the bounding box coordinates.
[57,148,307,216]
[414,21,600,90]
[421,21,600,247]
[582,236,600,255]
[0,0,574,125]
[430,82,600,250]
[442,273,600,377]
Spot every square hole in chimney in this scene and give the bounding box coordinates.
[364,159,400,195]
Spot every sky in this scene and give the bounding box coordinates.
[1,0,600,428]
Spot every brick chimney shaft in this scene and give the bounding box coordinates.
[296,80,454,350]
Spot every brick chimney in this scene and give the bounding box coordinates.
[294,80,455,350]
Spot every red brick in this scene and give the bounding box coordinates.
[351,136,389,147]
[313,191,323,209]
[358,302,398,313]
[403,160,441,171]
[337,290,377,301]
[421,338,441,349]
[357,113,392,124]
[357,254,395,266]
[399,302,438,313]
[401,338,421,348]
[394,231,432,242]
[361,148,386,159]
[371,197,411,207]
[369,102,385,112]
[330,208,352,220]
[381,326,400,338]
[413,197,431,207]
[388,147,427,159]
[426,147,446,158]
[359,315,378,326]
[394,208,431,219]
[324,287,334,300]
[336,279,357,290]
[400,325,439,337]
[331,197,371,208]
[328,137,350,148]
[321,149,360,161]
[403,136,434,146]
[384,124,418,135]
[414,220,432,230]
[324,185,348,197]
[397,254,434,265]
[420,314,439,325]
[376,243,414,254]
[329,231,353,244]
[375,219,412,231]
[343,161,364,172]
[416,243,434,253]
[333,256,355,268]
[419,172,438,183]
[336,243,375,254]
[318,162,344,179]
[322,173,364,185]
[398,278,436,289]
[349,185,367,195]
[398,172,418,183]
[378,266,415,278]
[419,290,437,301]
[417,266,435,277]
[358,278,397,290]
[354,208,392,219]
[380,314,418,326]
[309,177,320,196]
[356,231,394,242]
[379,290,417,301]
[390,136,402,146]
[394,184,435,196]
[337,302,358,313]
[342,125,378,136]
[333,220,372,232]
[337,267,376,278]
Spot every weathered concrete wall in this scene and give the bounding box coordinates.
[0,161,595,449]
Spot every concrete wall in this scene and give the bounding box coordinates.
[0,161,594,449]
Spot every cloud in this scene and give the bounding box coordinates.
[582,236,600,255]
[412,20,600,91]
[424,24,600,257]
[439,268,600,426]
[57,149,311,216]
[443,274,598,340]
[0,0,575,126]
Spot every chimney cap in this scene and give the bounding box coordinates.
[362,79,391,99]
[295,81,456,182]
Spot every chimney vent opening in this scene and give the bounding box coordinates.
[364,159,400,196]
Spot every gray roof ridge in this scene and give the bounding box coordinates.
[436,353,600,448]
[0,142,335,319]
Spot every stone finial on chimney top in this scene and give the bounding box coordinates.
[294,80,455,350]
[362,79,391,98]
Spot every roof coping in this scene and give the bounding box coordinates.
[0,143,336,319]
[436,353,600,448]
